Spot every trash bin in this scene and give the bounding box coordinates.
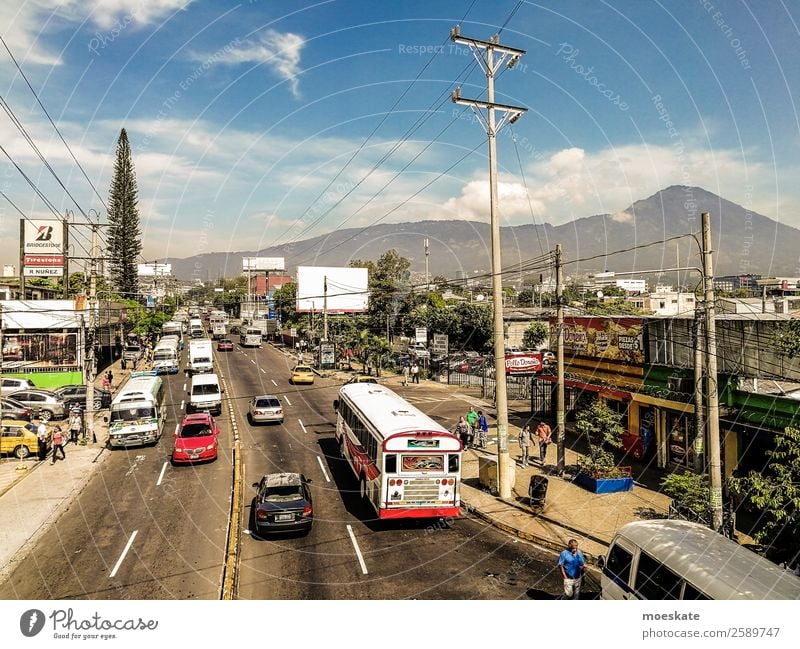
[528,475,548,508]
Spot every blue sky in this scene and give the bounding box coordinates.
[1,0,799,267]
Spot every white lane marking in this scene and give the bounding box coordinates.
[182,383,186,391]
[180,400,185,411]
[284,396,291,406]
[316,456,331,482]
[156,462,168,486]
[260,368,266,374]
[346,525,369,575]
[174,423,179,437]
[298,419,307,434]
[271,379,277,387]
[251,359,256,365]
[110,530,138,578]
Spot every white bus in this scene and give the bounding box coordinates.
[334,383,461,520]
[108,372,166,448]
[599,519,800,600]
[189,318,204,339]
[152,338,180,374]
[240,327,262,348]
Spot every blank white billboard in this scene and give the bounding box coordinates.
[243,257,285,271]
[296,266,369,313]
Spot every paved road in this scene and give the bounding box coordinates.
[227,343,568,599]
[0,351,232,600]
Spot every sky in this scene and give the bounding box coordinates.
[1,0,799,269]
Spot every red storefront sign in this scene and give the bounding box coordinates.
[505,353,542,375]
[24,254,64,266]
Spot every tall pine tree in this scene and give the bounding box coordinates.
[107,128,142,298]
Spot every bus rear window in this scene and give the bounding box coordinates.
[448,454,459,473]
[384,454,397,473]
[401,454,443,471]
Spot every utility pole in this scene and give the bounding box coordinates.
[85,223,99,444]
[693,309,705,474]
[450,25,527,499]
[555,244,566,473]
[424,238,430,292]
[63,214,70,298]
[323,275,329,342]
[702,212,723,531]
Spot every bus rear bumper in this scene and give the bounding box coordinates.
[379,505,460,520]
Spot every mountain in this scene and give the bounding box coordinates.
[165,186,800,282]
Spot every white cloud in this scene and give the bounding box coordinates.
[199,29,305,98]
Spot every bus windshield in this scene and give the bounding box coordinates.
[111,406,156,422]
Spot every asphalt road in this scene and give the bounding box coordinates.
[226,343,569,600]
[0,351,232,600]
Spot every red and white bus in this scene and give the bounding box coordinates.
[334,383,462,520]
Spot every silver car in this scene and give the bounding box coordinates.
[247,395,284,425]
[7,389,66,421]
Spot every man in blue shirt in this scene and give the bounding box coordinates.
[558,539,586,599]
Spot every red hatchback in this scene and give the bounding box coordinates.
[172,413,220,464]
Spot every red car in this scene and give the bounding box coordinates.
[171,413,220,464]
[217,338,234,351]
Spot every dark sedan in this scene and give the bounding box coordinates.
[54,385,112,410]
[0,397,33,421]
[252,473,313,536]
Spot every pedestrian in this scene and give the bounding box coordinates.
[37,421,49,461]
[101,373,110,391]
[297,351,303,365]
[411,362,419,384]
[518,424,532,466]
[402,364,410,387]
[558,539,586,600]
[536,420,553,465]
[69,409,82,444]
[454,416,472,448]
[51,426,66,463]
[106,370,114,390]
[466,407,478,436]
[477,410,489,448]
[121,356,127,371]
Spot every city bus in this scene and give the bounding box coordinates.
[108,372,166,447]
[333,383,461,520]
[240,327,262,348]
[599,519,800,600]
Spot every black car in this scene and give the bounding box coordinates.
[0,397,33,421]
[54,385,112,410]
[252,473,313,536]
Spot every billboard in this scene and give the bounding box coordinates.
[559,317,645,364]
[505,353,543,375]
[296,266,369,313]
[23,220,64,254]
[2,333,79,370]
[137,263,172,276]
[243,257,285,272]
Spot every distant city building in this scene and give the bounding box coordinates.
[713,274,761,292]
[586,271,647,294]
[648,285,696,316]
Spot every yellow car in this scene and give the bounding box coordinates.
[290,365,315,385]
[0,419,48,459]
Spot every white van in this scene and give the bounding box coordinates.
[108,373,165,447]
[188,373,223,416]
[599,519,800,600]
[187,339,213,375]
[152,339,180,374]
[240,327,262,348]
[189,318,204,339]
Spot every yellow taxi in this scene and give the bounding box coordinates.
[290,365,315,385]
[0,420,48,459]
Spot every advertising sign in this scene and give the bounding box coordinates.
[559,317,644,364]
[432,333,448,354]
[505,353,543,375]
[24,254,64,266]
[415,327,428,344]
[243,257,285,272]
[320,343,335,366]
[23,266,63,277]
[2,333,79,369]
[296,266,368,313]
[23,219,64,254]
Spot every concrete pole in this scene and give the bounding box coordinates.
[702,212,724,531]
[555,244,566,473]
[693,310,705,474]
[85,224,99,444]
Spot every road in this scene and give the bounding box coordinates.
[0,338,571,600]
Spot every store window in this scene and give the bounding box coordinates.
[667,412,696,468]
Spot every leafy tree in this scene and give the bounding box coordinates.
[522,321,548,349]
[660,471,711,521]
[574,398,624,477]
[272,282,297,326]
[773,320,800,359]
[107,128,143,299]
[730,426,800,559]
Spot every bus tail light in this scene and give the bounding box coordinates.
[389,479,396,486]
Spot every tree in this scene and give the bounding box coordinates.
[773,320,800,359]
[660,471,711,521]
[272,282,297,326]
[730,426,800,560]
[522,321,548,349]
[107,128,143,299]
[574,398,624,477]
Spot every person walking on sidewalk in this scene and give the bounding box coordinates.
[477,410,489,448]
[466,407,478,437]
[411,362,420,384]
[69,409,82,444]
[558,539,586,600]
[101,372,111,391]
[401,364,410,387]
[37,421,50,461]
[536,420,552,465]
[51,426,66,463]
[518,424,532,466]
[454,416,472,448]
[106,370,114,391]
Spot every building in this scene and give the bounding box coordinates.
[648,285,696,316]
[713,274,761,293]
[586,271,647,294]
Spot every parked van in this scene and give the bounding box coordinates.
[188,373,223,416]
[187,339,213,375]
[599,519,800,600]
[108,372,165,447]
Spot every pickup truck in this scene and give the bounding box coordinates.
[409,342,430,359]
[122,344,142,364]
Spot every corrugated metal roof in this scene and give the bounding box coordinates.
[0,300,83,329]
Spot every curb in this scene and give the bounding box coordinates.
[219,369,242,600]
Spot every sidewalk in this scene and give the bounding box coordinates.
[0,358,132,582]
